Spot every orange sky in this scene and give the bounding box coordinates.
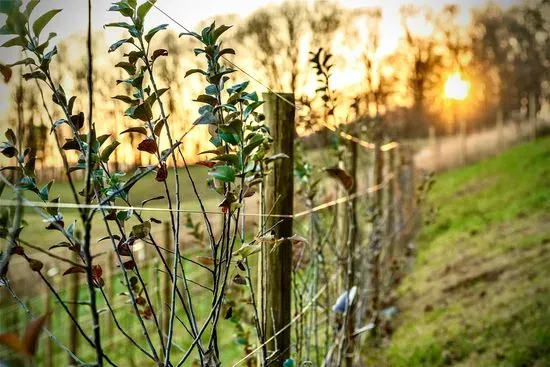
[0,0,519,119]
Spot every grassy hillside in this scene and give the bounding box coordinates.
[365,137,550,366]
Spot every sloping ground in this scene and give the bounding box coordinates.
[365,137,550,366]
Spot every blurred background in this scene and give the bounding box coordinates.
[1,0,549,175]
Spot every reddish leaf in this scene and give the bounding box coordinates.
[28,259,43,272]
[224,306,233,319]
[0,333,26,356]
[197,160,215,168]
[13,246,24,256]
[142,306,153,320]
[236,260,246,271]
[122,260,136,270]
[137,138,157,154]
[155,162,168,182]
[233,274,246,285]
[324,167,354,192]
[152,48,168,61]
[154,119,164,136]
[117,241,132,256]
[70,112,85,130]
[92,265,103,279]
[63,266,85,276]
[94,277,105,288]
[22,314,50,356]
[196,256,215,266]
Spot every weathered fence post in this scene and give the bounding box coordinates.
[260,92,294,364]
[429,125,440,171]
[496,108,504,150]
[161,221,172,344]
[385,146,396,274]
[106,250,115,346]
[44,273,54,367]
[68,230,81,364]
[529,92,537,140]
[459,118,467,165]
[369,123,384,336]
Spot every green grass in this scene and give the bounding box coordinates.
[363,136,550,366]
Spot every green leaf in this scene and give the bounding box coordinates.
[205,85,217,95]
[0,24,15,36]
[220,132,239,145]
[7,58,35,68]
[33,9,62,38]
[115,61,136,75]
[243,134,264,157]
[104,22,133,30]
[109,2,134,17]
[185,69,207,78]
[112,95,139,105]
[194,94,218,106]
[213,24,232,43]
[17,176,38,193]
[243,101,264,121]
[39,181,53,201]
[24,0,39,17]
[5,129,16,145]
[133,103,153,121]
[233,242,261,258]
[145,24,168,43]
[214,154,239,166]
[228,81,249,94]
[131,221,151,239]
[50,119,66,133]
[137,0,155,21]
[193,111,217,125]
[0,1,22,15]
[109,38,133,53]
[22,71,46,81]
[209,165,235,183]
[100,141,120,162]
[144,88,169,108]
[1,36,26,48]
[218,48,235,58]
[120,126,148,135]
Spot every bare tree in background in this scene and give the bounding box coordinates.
[400,5,444,137]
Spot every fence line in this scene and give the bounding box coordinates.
[0,172,395,220]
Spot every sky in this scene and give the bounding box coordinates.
[0,0,520,115]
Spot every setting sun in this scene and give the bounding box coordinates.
[444,72,470,101]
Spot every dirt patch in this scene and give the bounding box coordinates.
[442,267,506,293]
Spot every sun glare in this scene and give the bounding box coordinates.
[444,72,469,100]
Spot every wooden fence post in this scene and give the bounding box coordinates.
[106,250,115,347]
[385,147,396,276]
[68,230,81,364]
[161,221,172,344]
[529,92,537,140]
[44,273,53,367]
[497,109,504,150]
[369,123,384,336]
[260,92,294,364]
[429,125,440,171]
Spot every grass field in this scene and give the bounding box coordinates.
[363,136,550,366]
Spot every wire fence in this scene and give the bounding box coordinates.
[0,2,422,365]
